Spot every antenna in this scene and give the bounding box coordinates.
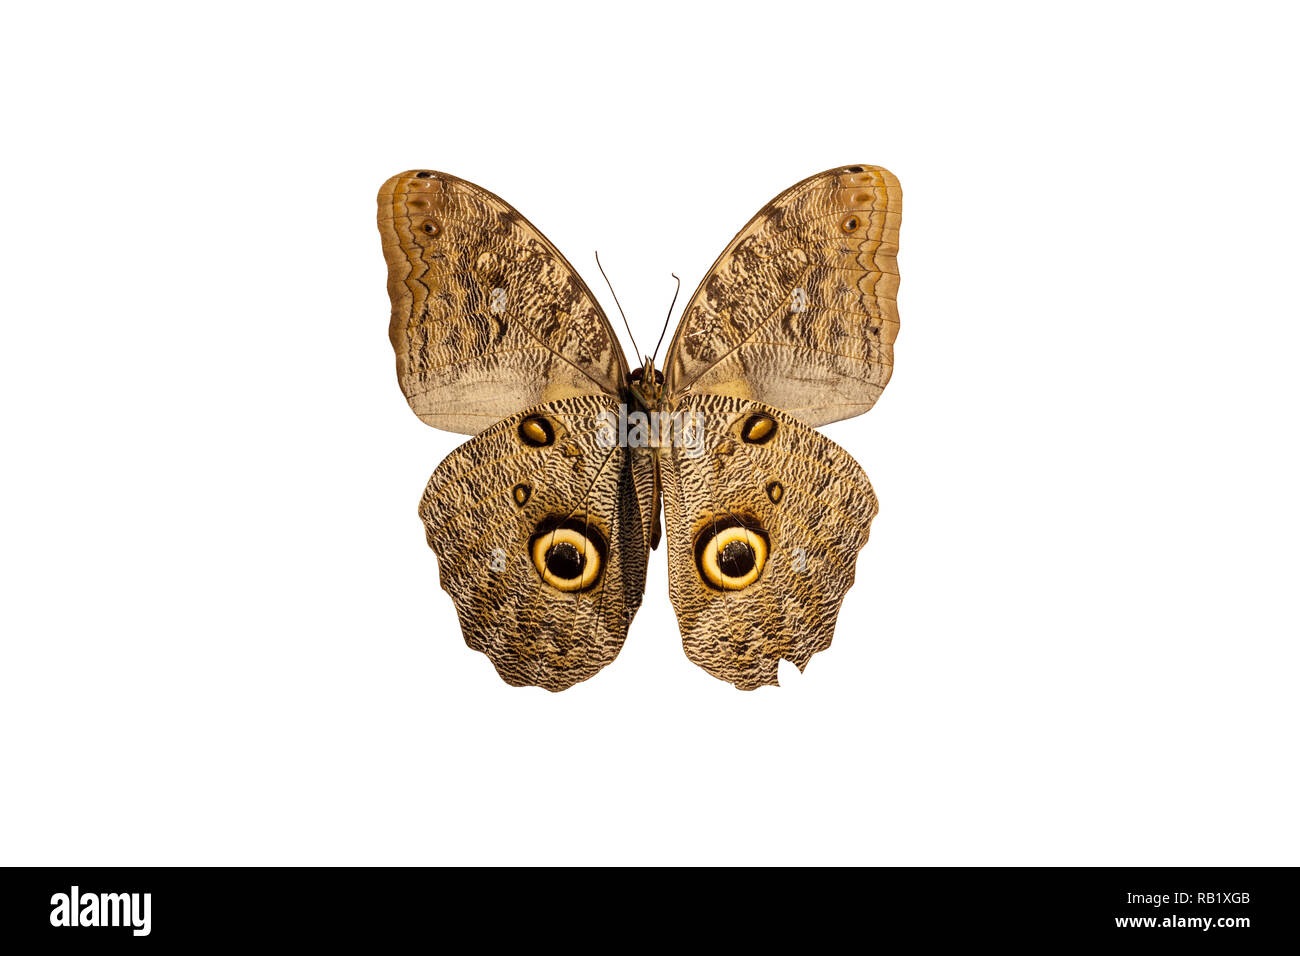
[651,273,681,367]
[594,251,641,361]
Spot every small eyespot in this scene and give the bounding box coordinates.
[512,484,531,507]
[741,414,777,444]
[766,481,784,504]
[529,521,606,592]
[415,171,434,178]
[841,215,860,233]
[845,166,864,173]
[518,416,555,447]
[421,220,440,236]
[695,521,769,591]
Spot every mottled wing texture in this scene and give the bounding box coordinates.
[379,170,627,434]
[661,394,878,689]
[419,395,655,691]
[664,165,901,428]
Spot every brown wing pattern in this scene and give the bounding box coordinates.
[664,165,901,428]
[660,394,878,689]
[379,170,626,434]
[418,395,655,691]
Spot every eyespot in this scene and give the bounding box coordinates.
[841,214,860,233]
[415,171,434,178]
[512,484,531,507]
[696,521,769,591]
[529,521,605,592]
[741,414,777,444]
[766,481,784,504]
[518,415,555,447]
[844,166,864,173]
[421,220,440,236]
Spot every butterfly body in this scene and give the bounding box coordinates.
[379,165,900,690]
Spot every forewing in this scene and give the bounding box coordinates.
[379,170,627,434]
[664,165,900,428]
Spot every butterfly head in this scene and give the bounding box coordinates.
[628,356,666,410]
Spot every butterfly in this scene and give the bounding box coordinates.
[378,165,900,691]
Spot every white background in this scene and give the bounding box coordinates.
[2,1,1296,866]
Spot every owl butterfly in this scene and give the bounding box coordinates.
[378,165,900,691]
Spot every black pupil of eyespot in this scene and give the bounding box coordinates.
[546,541,585,579]
[718,539,755,577]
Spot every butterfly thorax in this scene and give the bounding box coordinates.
[626,356,666,413]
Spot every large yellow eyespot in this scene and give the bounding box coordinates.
[529,524,604,592]
[696,523,769,591]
